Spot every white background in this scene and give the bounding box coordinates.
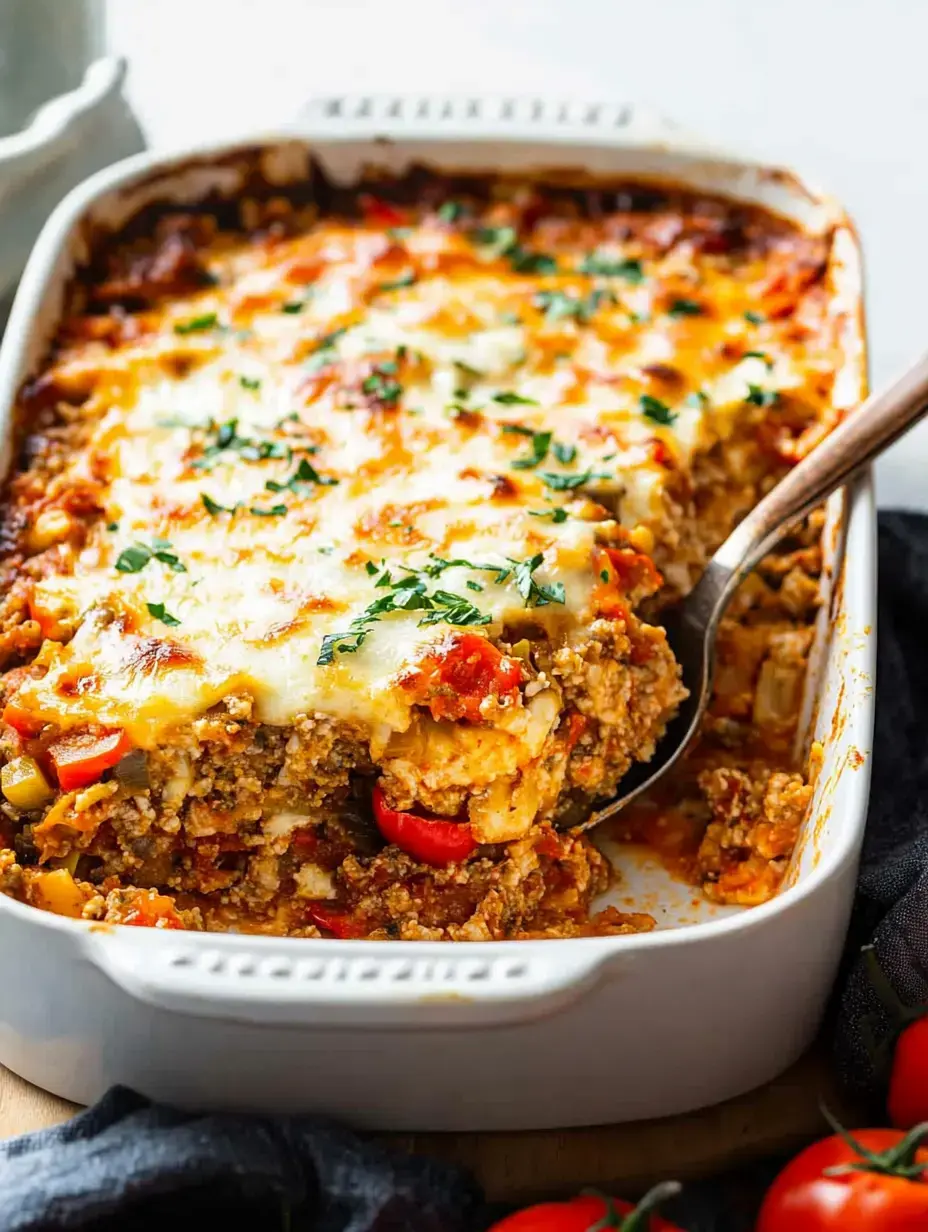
[105,0,928,507]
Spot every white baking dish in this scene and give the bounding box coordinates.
[0,97,875,1131]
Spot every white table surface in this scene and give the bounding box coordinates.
[106,0,928,509]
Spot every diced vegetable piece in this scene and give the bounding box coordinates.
[112,888,184,929]
[404,632,524,722]
[1,756,54,809]
[49,728,133,791]
[372,784,477,866]
[1,701,42,737]
[32,868,86,919]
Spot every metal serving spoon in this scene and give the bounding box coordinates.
[575,352,928,833]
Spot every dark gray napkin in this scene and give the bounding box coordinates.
[834,511,928,1104]
[1,511,922,1232]
[0,1086,485,1231]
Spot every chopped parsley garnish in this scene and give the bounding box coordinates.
[579,253,644,282]
[437,200,464,223]
[530,506,569,523]
[116,538,186,575]
[106,521,120,532]
[493,391,537,406]
[552,441,576,465]
[192,418,291,470]
[472,225,557,275]
[361,363,403,408]
[201,493,242,516]
[281,300,306,314]
[639,394,678,426]
[745,384,780,408]
[744,310,765,325]
[539,470,604,491]
[174,312,219,335]
[304,328,347,374]
[512,553,566,608]
[266,457,338,493]
[743,350,773,368]
[667,298,704,317]
[510,250,558,275]
[249,504,288,517]
[239,375,262,391]
[146,602,181,627]
[318,548,566,664]
[505,427,552,470]
[534,288,612,324]
[378,271,417,292]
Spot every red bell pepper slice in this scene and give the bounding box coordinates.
[48,728,132,791]
[372,784,477,866]
[306,903,368,939]
[2,701,43,738]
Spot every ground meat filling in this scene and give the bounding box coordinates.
[0,169,842,938]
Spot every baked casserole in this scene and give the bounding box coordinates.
[0,164,843,939]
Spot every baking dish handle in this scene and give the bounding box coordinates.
[84,930,613,1029]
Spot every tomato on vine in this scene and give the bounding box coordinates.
[486,1182,683,1231]
[757,1117,928,1231]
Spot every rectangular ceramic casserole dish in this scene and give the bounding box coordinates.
[0,96,875,1131]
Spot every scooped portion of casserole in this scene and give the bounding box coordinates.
[0,164,843,937]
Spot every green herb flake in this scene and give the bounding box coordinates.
[579,253,644,282]
[250,504,288,517]
[378,271,417,293]
[493,391,538,406]
[744,310,766,325]
[534,288,612,324]
[437,200,464,223]
[668,298,704,318]
[743,350,774,368]
[510,430,552,471]
[266,457,339,493]
[552,441,576,465]
[239,375,262,391]
[465,580,483,592]
[539,470,603,491]
[146,602,181,628]
[511,553,566,609]
[281,301,305,314]
[201,493,242,516]
[173,312,219,335]
[105,521,120,533]
[529,506,569,523]
[745,384,780,408]
[639,394,678,426]
[361,366,403,408]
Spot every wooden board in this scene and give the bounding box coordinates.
[0,1047,856,1202]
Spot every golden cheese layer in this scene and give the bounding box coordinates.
[5,178,839,748]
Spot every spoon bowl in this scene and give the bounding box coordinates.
[573,350,928,832]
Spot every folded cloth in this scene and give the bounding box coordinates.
[0,1086,486,1231]
[0,513,920,1232]
[834,511,928,1106]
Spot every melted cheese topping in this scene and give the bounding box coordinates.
[10,184,837,745]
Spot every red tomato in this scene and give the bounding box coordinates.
[488,1184,682,1231]
[48,728,132,791]
[372,784,477,866]
[889,1019,928,1130]
[757,1126,928,1231]
[405,632,523,722]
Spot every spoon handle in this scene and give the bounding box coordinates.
[713,352,928,578]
